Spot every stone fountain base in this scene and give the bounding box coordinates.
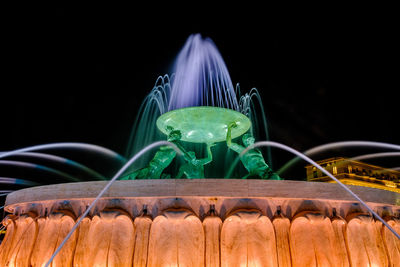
[1,180,400,266]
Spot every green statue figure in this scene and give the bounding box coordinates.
[226,122,281,180]
[176,142,215,179]
[121,126,182,180]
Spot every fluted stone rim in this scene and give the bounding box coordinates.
[5,179,400,208]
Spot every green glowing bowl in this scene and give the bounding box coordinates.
[156,107,251,143]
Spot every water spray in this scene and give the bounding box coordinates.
[277,140,400,175]
[0,142,126,163]
[0,160,80,182]
[0,152,106,180]
[235,140,400,240]
[44,141,182,267]
[352,151,400,161]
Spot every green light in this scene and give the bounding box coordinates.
[156,107,251,143]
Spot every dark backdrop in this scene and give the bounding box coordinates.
[1,7,399,179]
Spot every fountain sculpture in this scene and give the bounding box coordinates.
[0,34,399,267]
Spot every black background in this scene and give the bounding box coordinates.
[1,7,399,179]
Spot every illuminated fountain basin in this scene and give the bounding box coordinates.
[1,180,400,266]
[156,106,251,143]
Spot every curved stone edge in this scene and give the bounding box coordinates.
[5,180,400,208]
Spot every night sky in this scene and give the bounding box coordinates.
[1,7,399,180]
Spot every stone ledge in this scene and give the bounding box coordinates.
[5,179,400,207]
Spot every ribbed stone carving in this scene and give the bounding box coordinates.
[31,211,77,266]
[346,214,389,266]
[221,210,278,267]
[0,214,38,266]
[1,208,400,266]
[74,210,135,266]
[1,180,399,266]
[148,209,204,267]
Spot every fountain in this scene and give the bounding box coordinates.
[0,34,399,266]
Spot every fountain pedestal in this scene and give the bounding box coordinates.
[2,180,400,266]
